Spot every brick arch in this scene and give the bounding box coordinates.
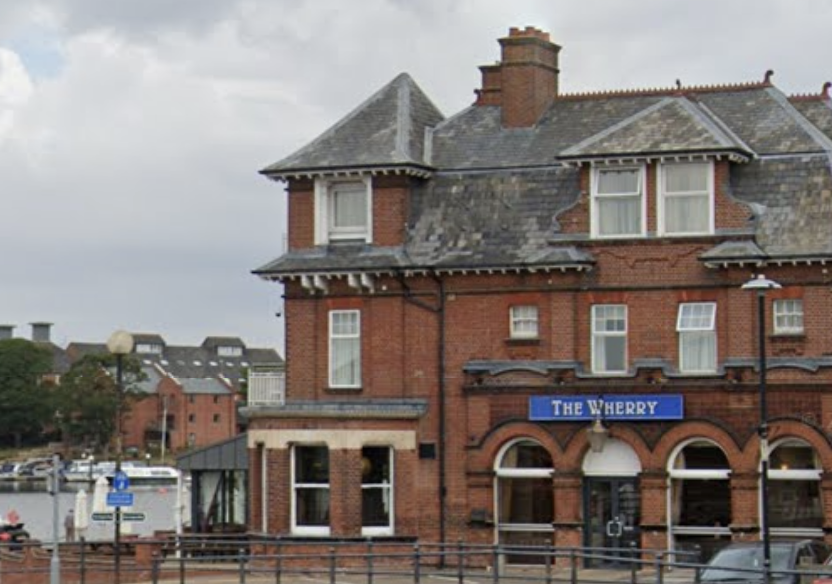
[472,421,563,472]
[560,423,650,472]
[767,418,832,470]
[652,420,748,472]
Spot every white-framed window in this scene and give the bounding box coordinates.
[591,305,627,374]
[291,445,330,535]
[773,299,804,335]
[768,439,823,535]
[658,162,714,236]
[329,310,361,388]
[314,177,372,244]
[667,439,731,552]
[217,346,243,357]
[362,446,394,536]
[494,439,554,557]
[510,305,539,339]
[136,343,162,354]
[677,303,717,373]
[591,166,645,238]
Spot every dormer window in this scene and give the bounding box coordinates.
[135,343,162,354]
[217,346,243,358]
[658,162,713,236]
[591,167,645,238]
[315,177,372,244]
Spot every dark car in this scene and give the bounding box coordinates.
[701,540,830,584]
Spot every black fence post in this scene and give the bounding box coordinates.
[413,543,421,584]
[151,551,160,584]
[80,537,87,584]
[545,548,552,584]
[239,547,247,584]
[330,546,336,584]
[179,547,186,584]
[275,540,282,584]
[693,545,702,584]
[457,539,464,584]
[570,548,578,584]
[367,539,374,584]
[655,551,664,584]
[492,544,500,584]
[630,541,638,584]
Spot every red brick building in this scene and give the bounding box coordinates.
[68,334,283,454]
[247,27,832,563]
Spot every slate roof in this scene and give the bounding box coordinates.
[558,97,751,161]
[260,73,444,178]
[66,336,283,392]
[258,70,832,274]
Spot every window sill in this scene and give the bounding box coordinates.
[325,386,363,393]
[770,333,805,341]
[505,337,540,346]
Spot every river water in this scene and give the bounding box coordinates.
[0,481,180,542]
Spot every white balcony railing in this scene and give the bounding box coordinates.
[247,370,285,406]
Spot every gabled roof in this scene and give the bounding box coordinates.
[558,97,752,163]
[257,70,832,274]
[260,73,444,180]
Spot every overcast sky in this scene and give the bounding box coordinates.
[0,0,829,352]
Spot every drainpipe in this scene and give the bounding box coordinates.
[399,272,447,549]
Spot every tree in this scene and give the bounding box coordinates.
[55,353,145,453]
[0,339,56,447]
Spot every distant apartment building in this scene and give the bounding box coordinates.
[60,332,284,453]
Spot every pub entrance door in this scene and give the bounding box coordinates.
[584,477,640,568]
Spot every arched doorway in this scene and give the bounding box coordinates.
[494,439,554,563]
[582,438,642,567]
[667,439,731,561]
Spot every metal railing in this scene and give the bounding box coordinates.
[2,537,832,584]
[247,370,285,406]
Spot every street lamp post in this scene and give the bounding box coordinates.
[742,274,781,584]
[107,330,134,584]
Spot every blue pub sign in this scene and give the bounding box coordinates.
[529,394,684,422]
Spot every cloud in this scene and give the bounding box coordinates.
[0,0,829,351]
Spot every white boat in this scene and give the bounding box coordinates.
[62,459,110,483]
[63,460,179,484]
[104,462,180,484]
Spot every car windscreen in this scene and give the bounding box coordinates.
[701,545,793,581]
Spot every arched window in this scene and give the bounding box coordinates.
[494,439,554,561]
[668,439,731,560]
[768,439,823,536]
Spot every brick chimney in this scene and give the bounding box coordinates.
[475,26,561,128]
[30,322,52,343]
[0,325,14,341]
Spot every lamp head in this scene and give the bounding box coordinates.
[107,330,134,355]
[741,274,782,291]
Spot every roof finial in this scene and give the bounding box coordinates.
[764,69,775,84]
[675,79,682,90]
[822,81,831,99]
